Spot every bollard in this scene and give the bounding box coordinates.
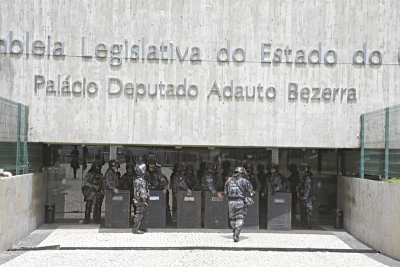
[334,209,343,229]
[45,203,55,223]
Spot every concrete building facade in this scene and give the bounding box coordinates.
[1,0,399,148]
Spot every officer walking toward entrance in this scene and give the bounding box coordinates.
[202,161,224,199]
[298,163,313,229]
[132,163,150,234]
[224,167,254,242]
[82,160,104,224]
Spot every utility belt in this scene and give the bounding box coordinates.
[228,196,245,200]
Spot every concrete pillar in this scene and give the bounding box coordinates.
[271,148,279,164]
[110,146,117,160]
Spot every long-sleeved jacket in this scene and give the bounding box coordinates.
[104,168,119,190]
[264,173,283,194]
[179,173,201,192]
[298,172,313,210]
[246,171,261,192]
[133,176,150,205]
[202,172,224,196]
[145,170,168,190]
[224,174,253,199]
[84,169,103,192]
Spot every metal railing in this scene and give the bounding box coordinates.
[0,97,29,175]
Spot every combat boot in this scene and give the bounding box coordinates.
[304,211,312,229]
[233,229,240,242]
[84,202,92,224]
[132,218,144,234]
[300,209,306,227]
[93,202,101,224]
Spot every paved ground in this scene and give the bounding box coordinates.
[1,223,399,267]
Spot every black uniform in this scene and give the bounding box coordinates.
[179,171,201,193]
[104,168,119,190]
[119,164,135,214]
[264,172,283,195]
[145,169,168,191]
[82,161,103,224]
[287,164,300,218]
[246,170,261,192]
[224,171,253,242]
[70,147,80,179]
[299,170,313,229]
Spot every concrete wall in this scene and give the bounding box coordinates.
[0,173,47,251]
[337,176,400,260]
[1,1,400,148]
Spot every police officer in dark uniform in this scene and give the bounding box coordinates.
[298,163,313,229]
[171,162,185,197]
[287,163,300,219]
[82,160,104,224]
[132,163,150,234]
[104,159,120,194]
[261,163,283,197]
[179,163,201,194]
[119,162,135,215]
[244,163,261,193]
[144,156,172,224]
[224,167,254,242]
[202,161,224,199]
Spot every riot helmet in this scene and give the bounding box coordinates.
[126,162,135,172]
[206,161,216,170]
[147,156,157,165]
[300,163,309,172]
[136,163,147,176]
[185,163,194,172]
[244,163,253,172]
[109,159,120,168]
[288,163,298,173]
[91,160,102,171]
[270,163,279,172]
[234,166,245,173]
[177,162,185,172]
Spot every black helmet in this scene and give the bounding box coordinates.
[270,163,279,172]
[126,162,135,171]
[256,164,265,172]
[91,160,101,170]
[288,163,298,173]
[185,163,194,172]
[177,162,185,171]
[136,163,146,176]
[300,163,309,172]
[109,159,120,168]
[244,163,253,171]
[147,156,156,165]
[206,161,216,170]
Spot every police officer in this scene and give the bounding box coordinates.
[224,167,253,242]
[119,162,135,214]
[172,162,185,197]
[244,163,260,193]
[298,163,313,229]
[82,160,104,224]
[104,159,120,194]
[261,163,283,197]
[132,163,150,234]
[179,163,201,194]
[145,156,168,193]
[202,161,224,199]
[287,163,300,220]
[144,157,172,225]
